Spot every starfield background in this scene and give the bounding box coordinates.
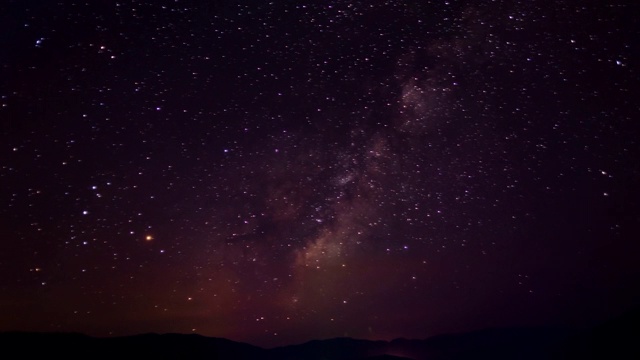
[0,0,638,353]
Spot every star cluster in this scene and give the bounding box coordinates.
[1,0,638,347]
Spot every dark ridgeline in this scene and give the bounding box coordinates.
[0,332,264,360]
[359,356,415,360]
[1,308,638,360]
[553,306,640,360]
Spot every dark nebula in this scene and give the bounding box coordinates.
[1,0,638,347]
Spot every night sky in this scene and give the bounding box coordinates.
[1,0,638,348]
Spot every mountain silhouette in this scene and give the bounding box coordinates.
[1,309,637,360]
[553,307,640,359]
[0,332,263,360]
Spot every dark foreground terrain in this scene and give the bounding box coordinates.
[2,308,637,360]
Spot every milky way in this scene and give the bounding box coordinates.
[1,0,638,347]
